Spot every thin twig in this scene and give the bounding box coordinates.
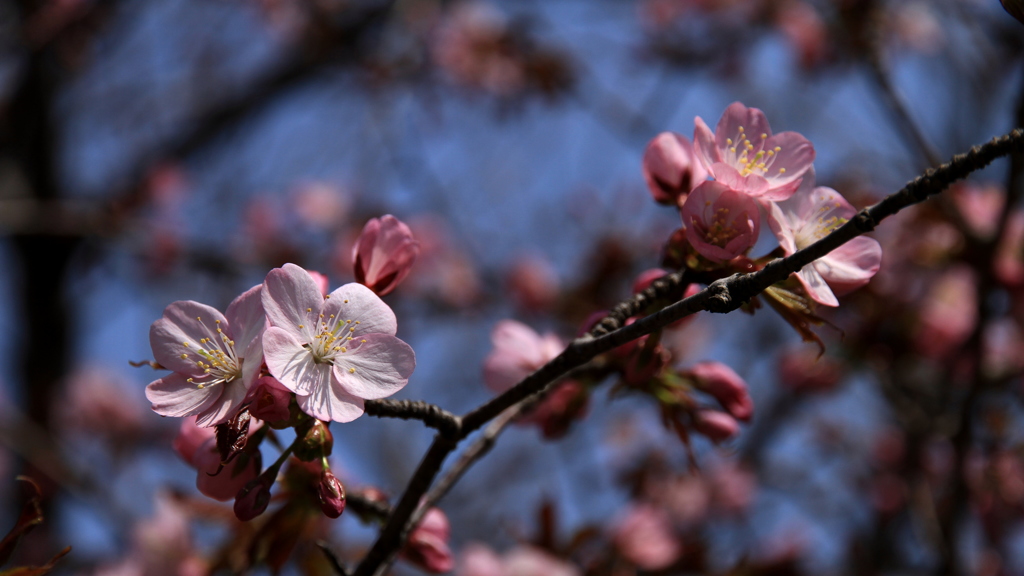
[364,399,462,437]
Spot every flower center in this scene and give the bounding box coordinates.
[725,126,785,178]
[183,318,242,389]
[697,205,741,247]
[301,304,368,371]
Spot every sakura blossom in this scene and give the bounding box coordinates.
[401,507,455,573]
[261,263,416,423]
[642,131,709,206]
[767,183,882,306]
[680,180,760,263]
[482,320,565,393]
[352,214,420,296]
[146,284,266,427]
[694,102,815,201]
[611,504,682,570]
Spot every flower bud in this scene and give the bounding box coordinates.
[642,132,708,206]
[246,376,293,424]
[293,420,333,462]
[352,214,420,296]
[692,409,740,444]
[317,470,346,519]
[400,507,454,573]
[194,440,260,502]
[687,362,753,422]
[234,473,274,521]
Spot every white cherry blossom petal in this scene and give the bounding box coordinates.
[146,373,220,418]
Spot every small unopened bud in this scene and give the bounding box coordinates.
[352,214,420,296]
[688,362,753,422]
[294,420,333,462]
[692,409,740,444]
[317,470,346,519]
[247,376,292,424]
[234,473,274,521]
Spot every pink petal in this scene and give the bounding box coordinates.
[692,115,721,171]
[712,162,770,197]
[263,326,329,395]
[761,131,815,190]
[766,201,798,255]
[194,378,252,427]
[150,301,229,375]
[146,372,219,419]
[797,266,838,307]
[323,283,398,337]
[332,333,415,400]
[815,236,882,295]
[225,284,266,354]
[715,102,772,153]
[262,263,323,343]
[297,381,365,423]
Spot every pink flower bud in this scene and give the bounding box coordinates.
[401,507,454,573]
[317,470,346,519]
[246,376,293,424]
[234,473,274,521]
[293,419,333,462]
[688,362,753,421]
[642,132,708,206]
[692,409,739,444]
[352,214,420,296]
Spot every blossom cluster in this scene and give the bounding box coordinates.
[644,101,882,307]
[142,215,421,524]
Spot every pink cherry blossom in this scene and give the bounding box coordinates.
[680,180,760,263]
[457,544,580,576]
[483,320,564,393]
[193,438,260,501]
[352,214,420,296]
[688,361,753,421]
[146,284,266,427]
[642,132,709,206]
[694,102,815,201]
[261,263,416,423]
[612,504,682,570]
[401,507,455,573]
[767,183,882,306]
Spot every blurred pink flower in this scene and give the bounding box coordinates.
[692,409,740,443]
[680,180,760,262]
[612,504,682,570]
[995,211,1024,287]
[767,183,882,306]
[352,215,420,296]
[146,284,266,427]
[694,102,815,201]
[172,418,215,467]
[775,1,828,69]
[291,181,352,230]
[457,544,580,576]
[61,367,146,442]
[262,263,416,422]
[483,320,564,393]
[952,182,1005,240]
[913,265,978,359]
[642,132,709,206]
[192,438,260,502]
[401,507,455,573]
[687,361,753,421]
[506,254,560,313]
[708,462,757,513]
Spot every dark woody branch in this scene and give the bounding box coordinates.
[363,399,462,437]
[351,128,1024,576]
